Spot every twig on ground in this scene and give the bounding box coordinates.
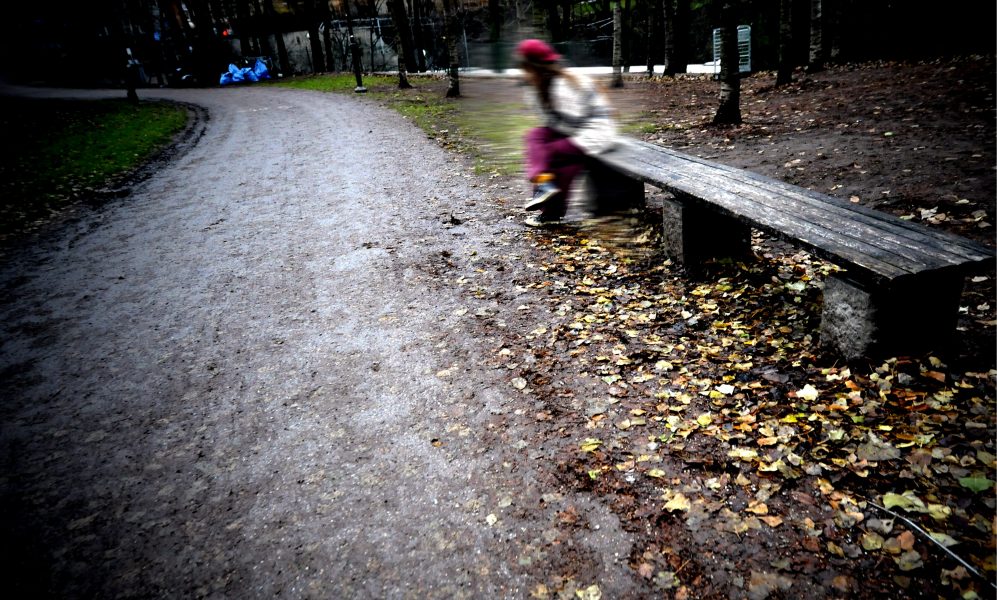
[866,500,996,590]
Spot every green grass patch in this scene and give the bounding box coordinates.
[273,73,399,93]
[0,98,188,236]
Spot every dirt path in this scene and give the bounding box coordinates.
[0,86,637,598]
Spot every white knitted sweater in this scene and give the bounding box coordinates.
[531,74,619,155]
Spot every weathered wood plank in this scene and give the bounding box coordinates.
[599,140,995,282]
[630,141,993,262]
[607,140,992,265]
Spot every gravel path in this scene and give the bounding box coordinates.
[0,86,639,598]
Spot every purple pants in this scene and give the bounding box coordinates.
[524,127,587,218]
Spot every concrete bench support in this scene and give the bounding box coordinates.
[661,196,751,270]
[820,273,964,359]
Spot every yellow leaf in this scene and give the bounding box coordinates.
[927,503,951,521]
[861,532,884,551]
[746,501,769,515]
[664,492,692,512]
[580,438,603,453]
[696,413,713,427]
[647,468,666,478]
[728,447,759,461]
[761,515,783,527]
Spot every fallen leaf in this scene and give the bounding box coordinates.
[746,501,769,515]
[580,438,603,453]
[958,477,994,493]
[896,550,923,571]
[728,447,759,461]
[664,492,691,512]
[861,532,884,550]
[883,491,925,512]
[797,384,819,401]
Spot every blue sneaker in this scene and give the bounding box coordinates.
[524,181,561,211]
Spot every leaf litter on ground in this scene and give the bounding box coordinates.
[511,218,995,598]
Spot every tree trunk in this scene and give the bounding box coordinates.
[263,0,290,75]
[646,0,661,76]
[321,1,336,72]
[306,0,325,72]
[488,0,503,71]
[622,0,631,72]
[611,1,623,87]
[662,0,676,75]
[560,0,573,35]
[807,0,824,73]
[409,0,427,71]
[546,0,562,42]
[388,0,414,87]
[826,0,841,61]
[672,0,689,75]
[236,0,257,56]
[712,0,741,125]
[252,0,274,61]
[442,0,460,97]
[776,0,793,85]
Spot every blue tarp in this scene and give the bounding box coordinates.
[220,58,271,86]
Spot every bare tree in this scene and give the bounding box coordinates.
[712,0,741,125]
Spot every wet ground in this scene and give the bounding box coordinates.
[0,57,994,599]
[0,85,647,598]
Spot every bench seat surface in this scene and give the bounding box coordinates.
[600,140,994,285]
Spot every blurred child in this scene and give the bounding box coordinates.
[516,39,619,227]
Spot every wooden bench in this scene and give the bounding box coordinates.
[589,139,995,359]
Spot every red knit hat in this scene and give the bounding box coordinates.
[516,39,561,64]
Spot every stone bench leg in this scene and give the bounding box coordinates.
[661,194,752,272]
[820,273,964,359]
